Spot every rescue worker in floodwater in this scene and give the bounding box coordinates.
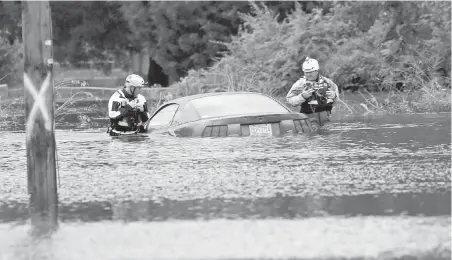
[286,57,340,126]
[107,74,150,136]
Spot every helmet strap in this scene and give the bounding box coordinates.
[123,86,135,98]
[315,73,320,81]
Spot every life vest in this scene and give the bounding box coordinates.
[109,89,145,131]
[300,76,333,114]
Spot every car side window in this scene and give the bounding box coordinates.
[172,102,200,125]
[147,104,179,127]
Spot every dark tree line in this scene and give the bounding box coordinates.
[1,1,448,90]
[0,1,328,86]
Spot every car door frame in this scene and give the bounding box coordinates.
[144,103,180,131]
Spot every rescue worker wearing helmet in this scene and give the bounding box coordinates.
[107,74,150,136]
[286,57,339,126]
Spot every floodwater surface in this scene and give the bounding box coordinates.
[0,112,450,260]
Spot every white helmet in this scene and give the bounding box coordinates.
[302,58,319,73]
[125,74,145,88]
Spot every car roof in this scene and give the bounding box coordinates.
[162,91,273,107]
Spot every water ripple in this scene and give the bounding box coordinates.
[0,113,450,259]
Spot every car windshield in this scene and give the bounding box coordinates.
[188,94,289,119]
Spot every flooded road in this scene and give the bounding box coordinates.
[0,112,450,260]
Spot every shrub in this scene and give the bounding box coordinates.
[171,2,450,114]
[171,2,305,96]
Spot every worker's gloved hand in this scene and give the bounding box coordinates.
[135,99,144,112]
[125,99,137,111]
[326,90,336,99]
[301,89,314,99]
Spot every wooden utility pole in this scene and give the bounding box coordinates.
[22,1,58,234]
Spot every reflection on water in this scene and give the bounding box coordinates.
[0,112,450,259]
[1,192,450,223]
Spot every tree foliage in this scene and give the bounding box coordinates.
[0,1,22,85]
[0,36,22,86]
[50,1,132,70]
[0,1,22,44]
[120,1,317,79]
[0,1,133,83]
[0,0,449,92]
[121,1,252,79]
[173,1,451,94]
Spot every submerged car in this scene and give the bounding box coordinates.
[144,92,315,137]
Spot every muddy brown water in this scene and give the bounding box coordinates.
[0,112,450,260]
